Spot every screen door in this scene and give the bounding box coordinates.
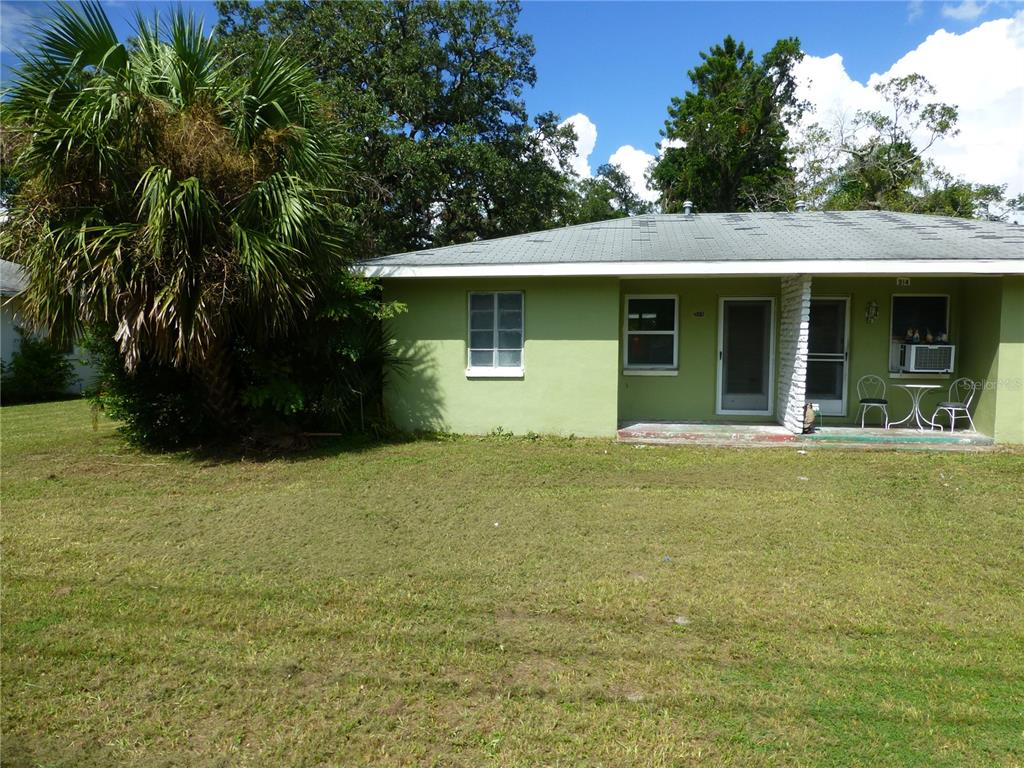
[806,298,849,416]
[718,298,773,414]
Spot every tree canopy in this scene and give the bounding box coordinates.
[215,0,580,254]
[574,163,653,224]
[650,35,805,213]
[828,74,958,211]
[792,73,1010,218]
[0,0,589,446]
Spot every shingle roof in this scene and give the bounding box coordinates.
[362,212,1024,271]
[0,259,27,297]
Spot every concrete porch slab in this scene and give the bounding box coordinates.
[617,421,995,450]
[805,426,994,450]
[617,422,796,447]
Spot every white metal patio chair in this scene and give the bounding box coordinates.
[930,377,978,432]
[855,374,890,428]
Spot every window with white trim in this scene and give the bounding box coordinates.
[624,295,678,369]
[890,295,949,341]
[888,294,953,374]
[467,291,523,373]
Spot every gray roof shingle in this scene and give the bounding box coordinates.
[362,211,1024,269]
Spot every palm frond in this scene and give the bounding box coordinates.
[231,223,316,336]
[27,1,127,75]
[165,7,225,107]
[234,43,317,146]
[5,4,346,377]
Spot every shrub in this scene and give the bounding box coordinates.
[82,275,405,449]
[83,331,209,449]
[0,328,77,405]
[238,275,404,437]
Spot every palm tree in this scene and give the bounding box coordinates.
[1,2,344,426]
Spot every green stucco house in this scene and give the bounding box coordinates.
[360,211,1024,445]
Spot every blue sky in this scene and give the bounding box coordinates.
[2,1,1022,196]
[520,1,1000,161]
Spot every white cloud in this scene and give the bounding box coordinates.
[0,2,48,55]
[942,1,988,21]
[551,113,659,203]
[795,12,1024,195]
[908,1,925,23]
[658,137,686,156]
[558,113,597,178]
[607,145,658,203]
[794,53,876,128]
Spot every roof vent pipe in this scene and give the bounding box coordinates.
[683,200,693,216]
[795,200,807,213]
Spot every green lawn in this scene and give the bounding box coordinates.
[2,400,1023,767]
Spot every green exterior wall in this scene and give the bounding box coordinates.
[617,277,781,424]
[616,275,996,429]
[810,276,966,427]
[811,276,1020,439]
[993,277,1024,444]
[383,277,620,436]
[381,274,1024,444]
[959,278,1002,437]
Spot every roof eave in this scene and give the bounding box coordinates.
[360,259,1024,279]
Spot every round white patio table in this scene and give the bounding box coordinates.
[887,383,943,430]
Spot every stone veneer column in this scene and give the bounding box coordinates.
[776,275,812,433]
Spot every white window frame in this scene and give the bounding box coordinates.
[889,293,952,375]
[623,294,679,374]
[466,291,524,379]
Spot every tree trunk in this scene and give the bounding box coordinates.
[194,340,237,433]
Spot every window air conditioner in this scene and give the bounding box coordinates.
[891,343,955,373]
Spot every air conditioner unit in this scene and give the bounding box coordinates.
[890,343,955,373]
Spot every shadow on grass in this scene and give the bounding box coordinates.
[114,340,452,467]
[174,429,456,467]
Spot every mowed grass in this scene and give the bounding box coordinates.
[2,401,1023,767]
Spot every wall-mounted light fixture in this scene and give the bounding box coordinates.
[865,300,879,324]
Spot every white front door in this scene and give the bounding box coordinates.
[717,298,775,415]
[806,298,850,417]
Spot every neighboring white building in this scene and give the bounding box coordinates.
[1,259,29,368]
[1,258,96,393]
